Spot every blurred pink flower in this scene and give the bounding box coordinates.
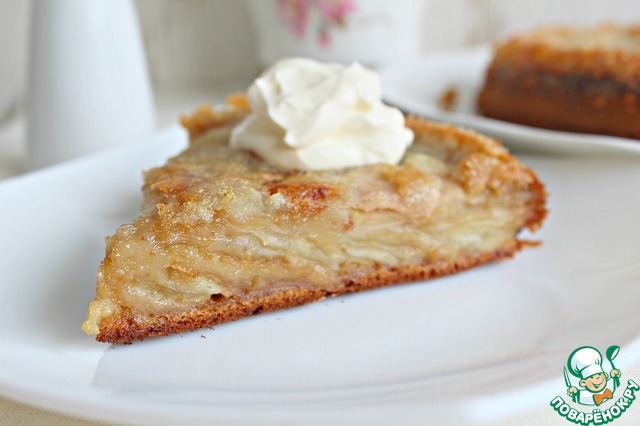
[277,0,311,38]
[318,28,330,47]
[317,0,356,25]
[276,0,357,47]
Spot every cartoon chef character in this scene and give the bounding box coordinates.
[567,346,622,406]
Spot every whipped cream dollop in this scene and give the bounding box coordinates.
[230,58,414,170]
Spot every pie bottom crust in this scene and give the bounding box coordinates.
[96,245,522,343]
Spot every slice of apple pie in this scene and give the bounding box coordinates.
[83,58,546,343]
[82,102,546,343]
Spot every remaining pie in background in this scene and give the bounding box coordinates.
[478,24,640,139]
[82,97,546,343]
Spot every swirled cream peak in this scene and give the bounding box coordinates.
[230,58,414,170]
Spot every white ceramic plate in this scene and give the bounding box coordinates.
[380,47,640,157]
[1,127,640,425]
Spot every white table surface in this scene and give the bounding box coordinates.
[1,86,639,426]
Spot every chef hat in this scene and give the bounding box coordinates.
[568,346,604,380]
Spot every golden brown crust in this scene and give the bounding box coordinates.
[404,116,548,228]
[267,182,337,216]
[96,246,517,343]
[490,24,640,85]
[179,103,248,141]
[478,24,640,138]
